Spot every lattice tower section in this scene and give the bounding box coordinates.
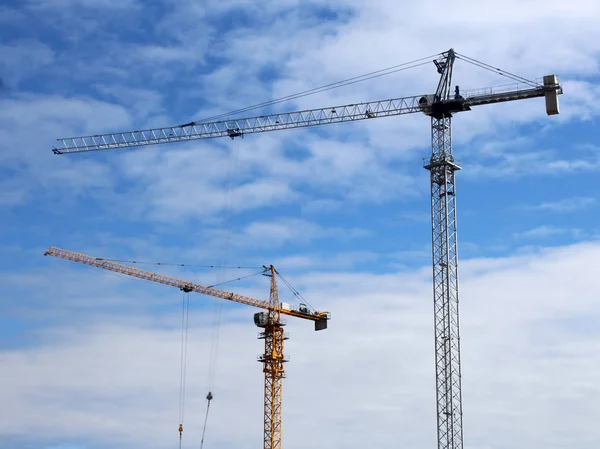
[259,268,286,449]
[425,116,463,449]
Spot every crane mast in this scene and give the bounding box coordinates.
[423,49,463,449]
[49,49,563,449]
[258,265,286,449]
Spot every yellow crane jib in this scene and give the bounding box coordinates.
[43,246,330,331]
[44,245,330,449]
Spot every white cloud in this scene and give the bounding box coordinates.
[514,225,569,239]
[27,0,140,10]
[0,94,131,209]
[2,3,600,448]
[2,0,599,221]
[3,242,600,448]
[235,217,369,249]
[93,85,165,121]
[464,143,600,179]
[300,198,345,214]
[0,40,54,88]
[529,197,596,212]
[272,250,380,271]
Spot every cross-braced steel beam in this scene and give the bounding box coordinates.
[424,116,463,449]
[257,266,287,449]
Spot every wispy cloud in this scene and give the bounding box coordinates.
[2,2,600,448]
[28,0,140,9]
[513,225,586,239]
[528,197,596,212]
[0,40,54,87]
[514,225,566,238]
[3,242,600,448]
[238,217,370,248]
[465,146,600,179]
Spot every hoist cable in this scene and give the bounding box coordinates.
[182,293,190,421]
[203,135,241,432]
[200,392,213,449]
[194,59,432,123]
[95,258,261,269]
[198,140,240,447]
[276,271,315,312]
[94,256,264,289]
[458,57,528,85]
[455,53,538,87]
[178,292,185,424]
[193,54,440,123]
[206,270,266,289]
[178,291,190,445]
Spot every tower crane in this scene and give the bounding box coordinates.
[50,49,563,449]
[43,246,330,449]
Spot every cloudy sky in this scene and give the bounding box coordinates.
[1,0,600,448]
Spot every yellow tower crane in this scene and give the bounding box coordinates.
[44,246,330,449]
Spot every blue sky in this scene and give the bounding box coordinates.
[1,1,600,448]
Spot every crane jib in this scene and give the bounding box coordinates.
[43,246,330,330]
[52,79,561,155]
[52,96,424,153]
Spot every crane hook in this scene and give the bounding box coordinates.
[200,391,213,449]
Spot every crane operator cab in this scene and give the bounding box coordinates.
[254,312,271,328]
[227,127,243,139]
[298,303,309,314]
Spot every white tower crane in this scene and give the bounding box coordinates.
[50,49,562,449]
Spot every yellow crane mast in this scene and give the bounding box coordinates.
[44,246,330,449]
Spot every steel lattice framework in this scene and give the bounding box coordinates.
[44,246,327,449]
[259,266,286,449]
[424,115,463,449]
[423,50,465,449]
[52,96,424,154]
[48,49,563,449]
[53,82,560,156]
